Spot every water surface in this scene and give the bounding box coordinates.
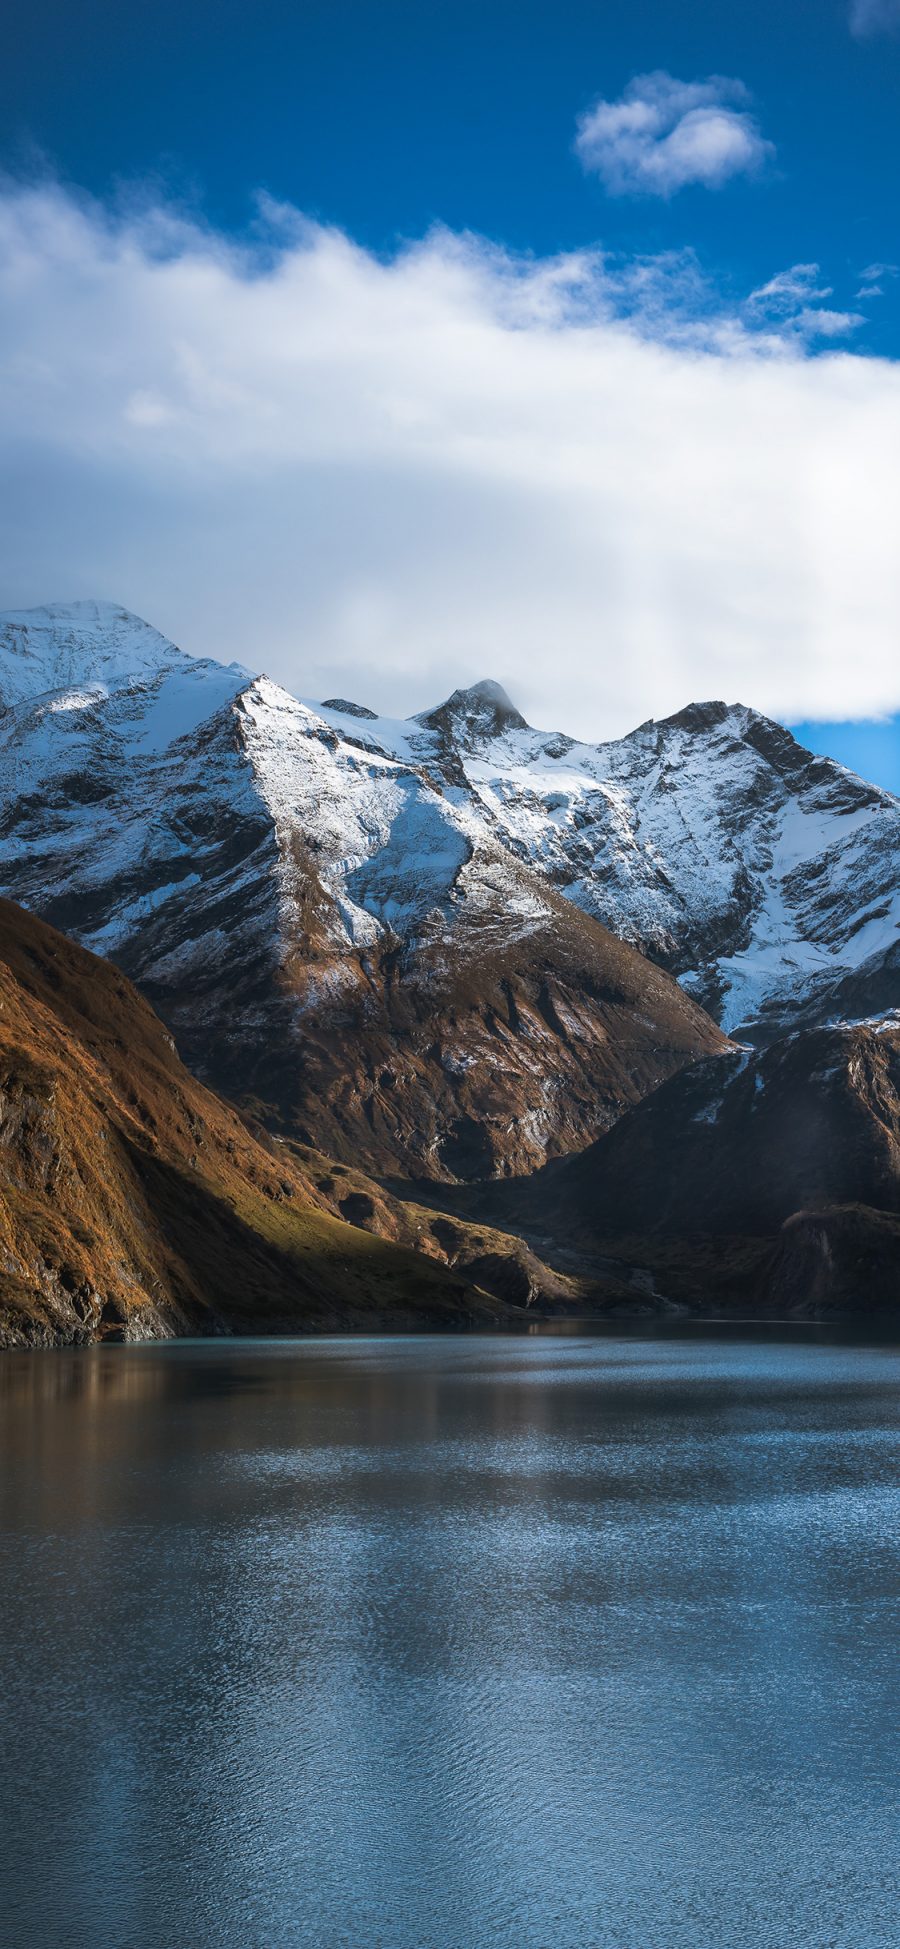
[1,1333,898,1948]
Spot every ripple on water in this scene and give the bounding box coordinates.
[0,1332,898,1949]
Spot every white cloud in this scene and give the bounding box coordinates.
[849,0,900,36]
[748,264,830,312]
[0,180,899,738]
[574,71,773,198]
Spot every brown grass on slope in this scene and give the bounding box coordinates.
[0,900,515,1344]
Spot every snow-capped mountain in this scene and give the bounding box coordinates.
[315,686,900,1038]
[0,604,721,1178]
[4,598,898,1171]
[0,598,252,733]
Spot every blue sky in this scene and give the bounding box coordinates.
[4,0,899,341]
[2,0,900,780]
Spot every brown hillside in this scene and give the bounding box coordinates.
[160,871,729,1183]
[0,899,655,1344]
[0,900,518,1344]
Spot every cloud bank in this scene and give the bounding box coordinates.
[1,179,899,737]
[574,72,773,198]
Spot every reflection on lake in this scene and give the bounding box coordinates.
[1,1333,898,1948]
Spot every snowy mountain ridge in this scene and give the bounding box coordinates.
[311,676,900,1038]
[3,601,899,1044]
[1,602,725,1177]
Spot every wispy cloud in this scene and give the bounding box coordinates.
[855,261,899,298]
[746,264,864,340]
[849,0,900,36]
[574,71,774,198]
[0,180,898,736]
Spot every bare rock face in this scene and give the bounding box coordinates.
[0,605,724,1180]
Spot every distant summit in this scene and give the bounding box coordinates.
[0,601,183,708]
[0,600,254,719]
[416,678,529,745]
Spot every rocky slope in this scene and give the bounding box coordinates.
[517,1020,900,1315]
[0,898,512,1343]
[0,898,658,1344]
[0,604,723,1179]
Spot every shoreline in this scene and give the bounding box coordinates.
[3,1312,900,1353]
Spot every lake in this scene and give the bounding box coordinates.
[1,1331,898,1948]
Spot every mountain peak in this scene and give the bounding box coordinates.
[2,598,166,641]
[655,700,737,736]
[415,678,529,741]
[0,600,256,753]
[0,599,187,709]
[459,678,519,712]
[653,698,864,789]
